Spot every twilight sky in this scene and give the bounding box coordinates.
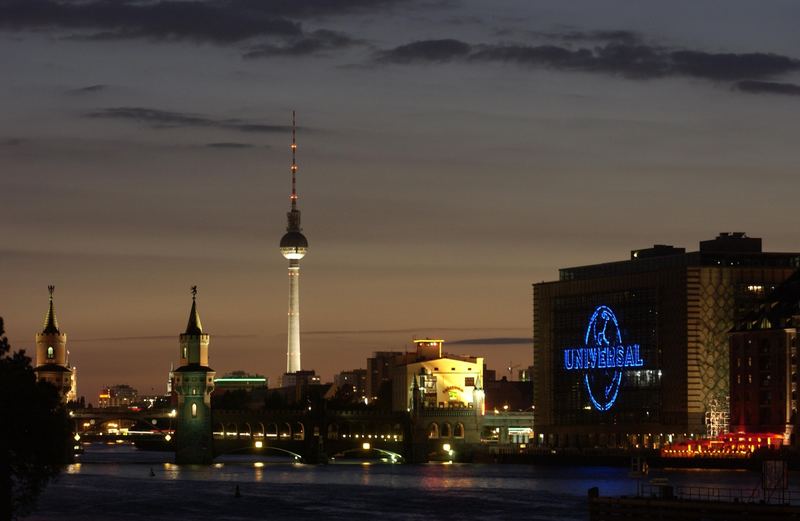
[1,0,799,403]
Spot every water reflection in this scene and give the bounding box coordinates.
[66,442,782,497]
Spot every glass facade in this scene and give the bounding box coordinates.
[551,289,661,426]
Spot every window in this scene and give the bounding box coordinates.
[465,377,475,387]
[191,403,197,418]
[46,346,54,359]
[182,347,187,359]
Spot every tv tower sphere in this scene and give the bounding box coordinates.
[280,230,308,259]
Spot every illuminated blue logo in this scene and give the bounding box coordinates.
[563,305,643,411]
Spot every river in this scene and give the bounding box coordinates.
[28,443,784,520]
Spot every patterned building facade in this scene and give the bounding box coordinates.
[730,270,800,443]
[533,233,799,448]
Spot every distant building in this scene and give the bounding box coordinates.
[534,233,800,448]
[392,339,484,412]
[730,270,800,443]
[366,351,404,401]
[278,370,322,404]
[98,384,138,408]
[33,286,75,402]
[214,371,269,393]
[484,376,534,413]
[333,369,367,402]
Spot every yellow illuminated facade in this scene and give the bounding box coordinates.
[392,339,484,412]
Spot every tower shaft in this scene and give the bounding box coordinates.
[280,110,308,375]
[287,260,301,373]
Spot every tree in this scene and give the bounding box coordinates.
[0,318,71,520]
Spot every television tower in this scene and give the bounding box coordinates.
[279,111,308,374]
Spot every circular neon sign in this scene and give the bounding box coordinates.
[583,306,623,411]
[562,305,643,412]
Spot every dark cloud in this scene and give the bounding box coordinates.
[66,84,109,94]
[0,0,405,46]
[376,38,471,64]
[542,29,642,45]
[0,0,301,43]
[205,142,255,148]
[470,43,669,78]
[303,327,518,335]
[734,80,800,96]
[243,29,361,58]
[70,334,256,342]
[0,138,26,146]
[377,38,800,86]
[449,337,532,346]
[670,51,800,81]
[86,107,290,134]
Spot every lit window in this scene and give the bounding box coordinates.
[191,403,197,418]
[182,347,187,359]
[47,346,54,359]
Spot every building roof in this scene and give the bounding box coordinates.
[184,297,203,335]
[554,233,800,282]
[42,286,60,334]
[174,364,213,373]
[34,364,72,373]
[734,269,800,331]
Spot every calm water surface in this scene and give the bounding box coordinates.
[28,443,783,520]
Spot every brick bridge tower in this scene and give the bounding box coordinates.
[174,286,215,464]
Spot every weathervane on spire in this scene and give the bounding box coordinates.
[48,285,55,299]
[191,285,197,299]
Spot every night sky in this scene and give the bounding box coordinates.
[1,0,799,403]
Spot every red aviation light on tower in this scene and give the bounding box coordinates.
[281,110,307,261]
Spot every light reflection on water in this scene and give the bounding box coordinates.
[37,443,800,521]
[65,442,777,496]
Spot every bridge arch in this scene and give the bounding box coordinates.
[241,423,252,437]
[428,422,439,439]
[441,422,452,438]
[327,423,339,440]
[454,422,464,439]
[293,422,305,441]
[279,422,292,439]
[253,422,265,437]
[213,422,225,437]
[266,422,278,438]
[226,423,238,437]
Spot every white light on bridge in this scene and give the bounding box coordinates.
[73,433,81,442]
[362,442,370,450]
[255,440,263,449]
[164,434,172,442]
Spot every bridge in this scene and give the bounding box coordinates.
[71,407,177,443]
[211,408,410,463]
[70,405,488,463]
